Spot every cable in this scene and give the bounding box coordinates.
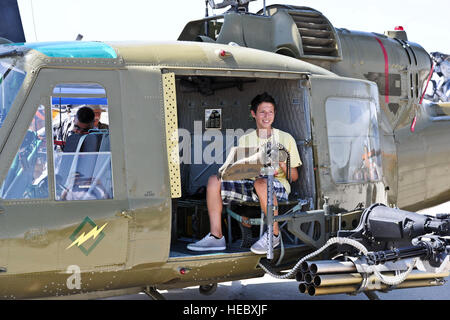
[258,237,368,280]
[373,258,417,286]
[30,0,39,41]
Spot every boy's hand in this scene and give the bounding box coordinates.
[274,162,287,176]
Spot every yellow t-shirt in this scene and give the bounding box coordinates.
[238,128,302,194]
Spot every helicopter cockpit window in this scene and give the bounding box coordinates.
[0,105,48,199]
[51,83,113,201]
[0,60,26,129]
[325,98,382,184]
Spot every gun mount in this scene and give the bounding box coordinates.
[259,203,450,298]
[339,203,450,247]
[207,0,256,12]
[338,203,450,269]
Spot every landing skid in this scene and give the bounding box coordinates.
[143,286,166,300]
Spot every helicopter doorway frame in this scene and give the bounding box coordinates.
[166,68,316,259]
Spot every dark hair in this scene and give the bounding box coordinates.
[250,92,276,113]
[76,106,95,124]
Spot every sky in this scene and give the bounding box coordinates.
[16,0,450,54]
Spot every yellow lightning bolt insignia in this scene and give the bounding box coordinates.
[66,223,108,250]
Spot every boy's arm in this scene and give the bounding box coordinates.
[276,161,299,182]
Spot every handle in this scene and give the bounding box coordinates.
[116,210,132,219]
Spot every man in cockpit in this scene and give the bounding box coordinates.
[53,106,95,150]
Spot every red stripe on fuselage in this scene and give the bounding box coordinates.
[375,37,389,103]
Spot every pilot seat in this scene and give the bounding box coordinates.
[55,130,112,200]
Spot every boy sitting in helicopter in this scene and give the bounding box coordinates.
[187,92,302,254]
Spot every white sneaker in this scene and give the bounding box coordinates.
[250,231,280,255]
[187,233,226,251]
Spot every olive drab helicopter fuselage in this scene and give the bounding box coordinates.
[0,1,449,299]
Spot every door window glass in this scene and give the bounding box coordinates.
[0,59,26,129]
[0,105,48,199]
[326,97,382,183]
[51,83,113,201]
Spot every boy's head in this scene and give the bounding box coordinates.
[250,92,276,114]
[250,92,276,131]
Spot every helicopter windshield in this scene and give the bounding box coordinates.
[0,57,26,129]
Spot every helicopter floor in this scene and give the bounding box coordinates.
[170,238,250,258]
[169,237,299,258]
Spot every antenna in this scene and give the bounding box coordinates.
[263,0,267,16]
[205,0,209,36]
[30,0,38,41]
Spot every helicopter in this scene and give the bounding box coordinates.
[0,0,449,300]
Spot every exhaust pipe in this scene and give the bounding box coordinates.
[297,259,449,296]
[308,284,357,296]
[300,261,311,273]
[312,270,450,287]
[307,278,445,296]
[298,282,308,294]
[309,260,357,275]
[313,273,362,287]
[304,273,314,285]
[295,271,304,282]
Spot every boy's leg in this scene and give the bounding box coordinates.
[187,175,226,251]
[206,175,223,238]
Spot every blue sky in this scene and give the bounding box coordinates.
[17,0,450,54]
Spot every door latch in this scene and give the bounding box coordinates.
[116,210,133,219]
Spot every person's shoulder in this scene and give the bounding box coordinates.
[275,128,295,141]
[98,122,109,129]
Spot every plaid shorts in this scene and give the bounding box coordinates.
[221,178,288,205]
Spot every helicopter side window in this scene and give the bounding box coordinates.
[0,59,26,130]
[0,105,48,199]
[325,97,382,184]
[51,83,113,201]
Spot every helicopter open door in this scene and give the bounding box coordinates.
[309,75,388,212]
